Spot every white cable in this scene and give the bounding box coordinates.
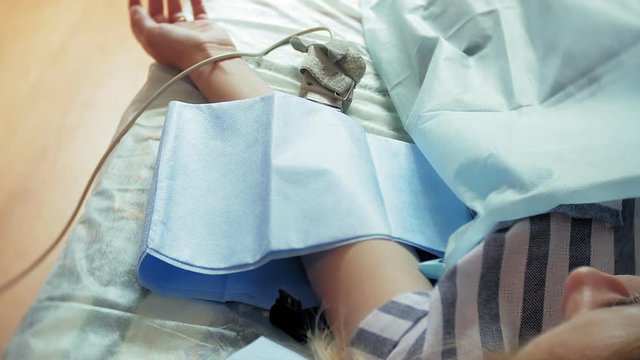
[0,26,334,296]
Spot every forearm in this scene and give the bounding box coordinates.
[189,58,272,102]
[129,0,272,103]
[303,240,432,342]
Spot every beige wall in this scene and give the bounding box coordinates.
[0,0,150,350]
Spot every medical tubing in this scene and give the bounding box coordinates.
[0,26,334,296]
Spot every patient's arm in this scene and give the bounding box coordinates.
[304,240,432,342]
[129,0,271,102]
[129,0,431,345]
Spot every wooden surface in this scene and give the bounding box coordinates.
[0,0,150,351]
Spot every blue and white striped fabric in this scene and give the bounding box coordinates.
[349,199,639,359]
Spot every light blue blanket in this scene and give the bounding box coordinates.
[361,0,640,266]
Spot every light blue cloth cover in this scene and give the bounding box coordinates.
[360,0,640,267]
[138,92,467,309]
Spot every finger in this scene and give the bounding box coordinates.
[130,3,157,38]
[168,0,186,22]
[190,0,208,20]
[149,0,168,23]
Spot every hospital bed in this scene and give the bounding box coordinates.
[4,0,408,358]
[8,0,639,358]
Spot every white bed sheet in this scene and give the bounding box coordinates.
[5,1,406,359]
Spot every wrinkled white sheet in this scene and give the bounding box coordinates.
[361,0,640,266]
[5,0,405,358]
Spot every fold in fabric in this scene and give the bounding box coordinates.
[139,92,467,308]
[360,0,640,266]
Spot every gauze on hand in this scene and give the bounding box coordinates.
[138,92,467,308]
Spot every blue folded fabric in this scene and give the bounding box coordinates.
[360,0,640,267]
[138,92,467,308]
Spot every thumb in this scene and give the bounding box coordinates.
[129,4,156,39]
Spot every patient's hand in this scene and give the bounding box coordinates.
[129,0,237,71]
[128,0,271,102]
